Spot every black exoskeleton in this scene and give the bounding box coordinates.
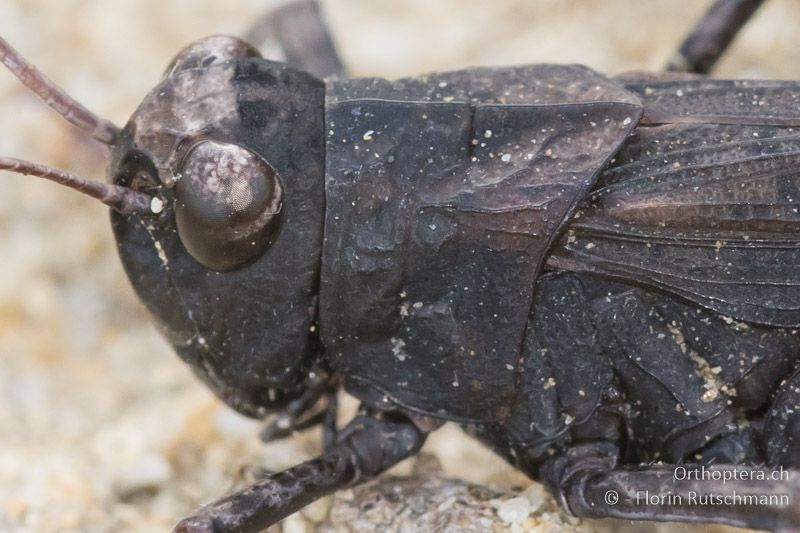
[1,0,798,531]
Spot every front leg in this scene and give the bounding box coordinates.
[259,370,339,448]
[174,410,431,533]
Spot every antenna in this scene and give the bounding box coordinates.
[0,157,156,215]
[0,36,120,144]
[0,35,157,215]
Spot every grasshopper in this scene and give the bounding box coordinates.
[1,1,799,531]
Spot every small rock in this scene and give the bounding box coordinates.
[302,495,332,524]
[5,498,27,521]
[282,513,309,533]
[494,496,531,524]
[338,489,355,501]
[521,483,547,513]
[114,453,172,498]
[558,509,582,526]
[212,405,260,440]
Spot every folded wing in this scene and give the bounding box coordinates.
[548,78,800,327]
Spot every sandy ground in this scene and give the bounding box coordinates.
[1,1,799,532]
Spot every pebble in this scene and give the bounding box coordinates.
[522,483,546,513]
[494,496,531,524]
[302,495,332,523]
[114,453,172,497]
[282,513,310,533]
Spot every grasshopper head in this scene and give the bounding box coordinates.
[1,35,328,418]
[110,36,327,417]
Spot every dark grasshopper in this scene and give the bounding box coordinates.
[1,0,799,531]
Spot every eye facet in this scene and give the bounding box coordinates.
[174,141,283,271]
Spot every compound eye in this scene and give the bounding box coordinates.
[174,141,283,271]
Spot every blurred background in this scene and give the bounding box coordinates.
[1,0,799,531]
